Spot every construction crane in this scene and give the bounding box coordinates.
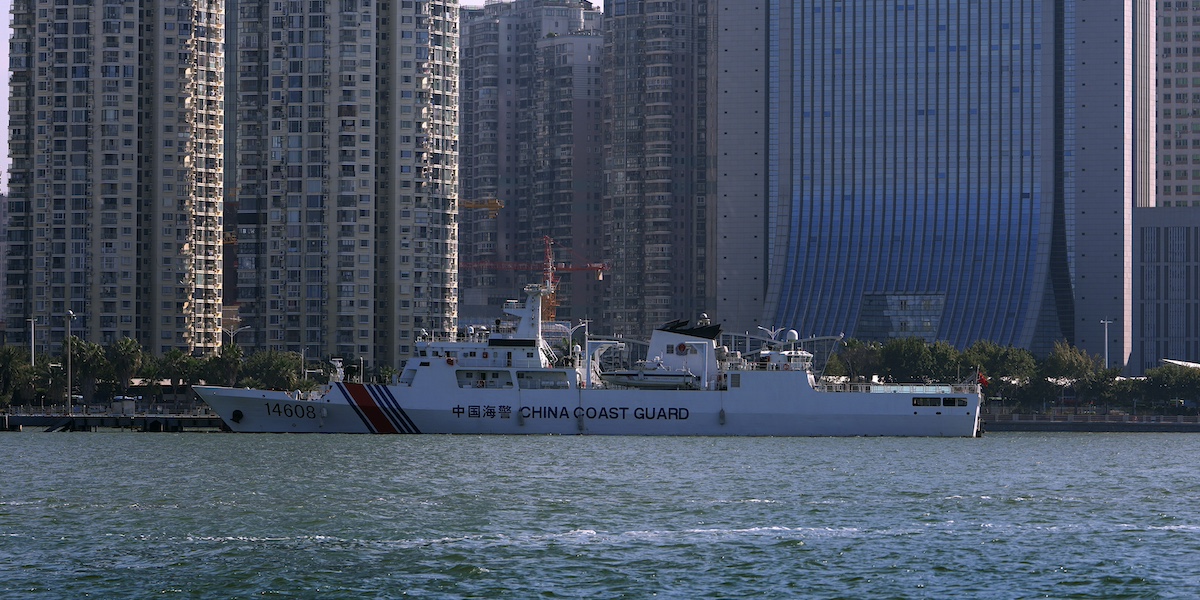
[462,236,607,321]
[459,198,505,218]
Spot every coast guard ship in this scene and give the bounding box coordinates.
[194,278,982,437]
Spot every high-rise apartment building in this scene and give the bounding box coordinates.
[459,0,603,322]
[232,0,459,370]
[1160,1,1200,209]
[602,0,708,337]
[6,0,225,355]
[712,0,1154,366]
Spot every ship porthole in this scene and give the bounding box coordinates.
[231,410,244,423]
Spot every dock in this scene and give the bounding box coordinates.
[2,413,227,432]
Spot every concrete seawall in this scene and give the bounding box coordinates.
[985,414,1200,433]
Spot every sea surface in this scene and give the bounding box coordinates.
[1,432,1199,599]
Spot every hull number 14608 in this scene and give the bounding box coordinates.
[265,403,317,419]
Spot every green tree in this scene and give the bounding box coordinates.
[40,358,67,410]
[1142,364,1200,413]
[202,343,243,387]
[962,339,1037,408]
[139,355,164,406]
[1041,340,1099,382]
[241,350,302,390]
[1012,374,1062,413]
[73,339,110,404]
[963,340,1037,384]
[376,364,399,385]
[821,353,847,378]
[107,337,144,395]
[1037,340,1105,409]
[157,348,199,408]
[1110,377,1142,414]
[0,346,35,407]
[927,340,963,383]
[838,339,881,382]
[880,337,935,382]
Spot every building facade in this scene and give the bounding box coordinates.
[712,0,1155,366]
[232,0,458,371]
[602,0,709,337]
[1137,1,1200,374]
[6,0,225,355]
[1134,206,1200,373]
[459,0,603,323]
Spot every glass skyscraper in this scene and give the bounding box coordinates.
[713,0,1153,359]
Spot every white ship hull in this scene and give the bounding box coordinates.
[194,368,982,437]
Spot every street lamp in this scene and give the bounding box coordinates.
[222,325,250,346]
[65,310,75,415]
[27,318,35,367]
[1100,318,1114,369]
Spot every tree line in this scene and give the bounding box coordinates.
[822,337,1200,414]
[1,335,1197,415]
[0,337,388,409]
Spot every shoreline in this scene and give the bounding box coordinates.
[984,413,1200,433]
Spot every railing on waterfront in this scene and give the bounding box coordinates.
[2,404,212,418]
[988,413,1200,425]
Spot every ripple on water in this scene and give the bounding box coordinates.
[1,433,1200,598]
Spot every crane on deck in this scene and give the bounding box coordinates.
[462,236,607,321]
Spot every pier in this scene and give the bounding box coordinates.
[2,412,227,433]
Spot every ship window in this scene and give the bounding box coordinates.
[913,397,941,407]
[730,373,741,388]
[517,371,569,390]
[943,398,967,407]
[456,370,512,389]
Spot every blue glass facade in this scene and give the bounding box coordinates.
[768,0,1060,348]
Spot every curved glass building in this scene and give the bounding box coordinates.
[712,0,1152,356]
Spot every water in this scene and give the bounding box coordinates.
[2,432,1199,599]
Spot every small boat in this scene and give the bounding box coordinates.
[600,349,705,390]
[194,277,983,437]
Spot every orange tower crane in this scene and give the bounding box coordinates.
[459,198,505,218]
[462,236,607,321]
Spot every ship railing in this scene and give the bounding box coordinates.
[723,360,812,372]
[815,382,980,395]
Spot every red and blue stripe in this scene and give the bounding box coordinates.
[339,383,421,434]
